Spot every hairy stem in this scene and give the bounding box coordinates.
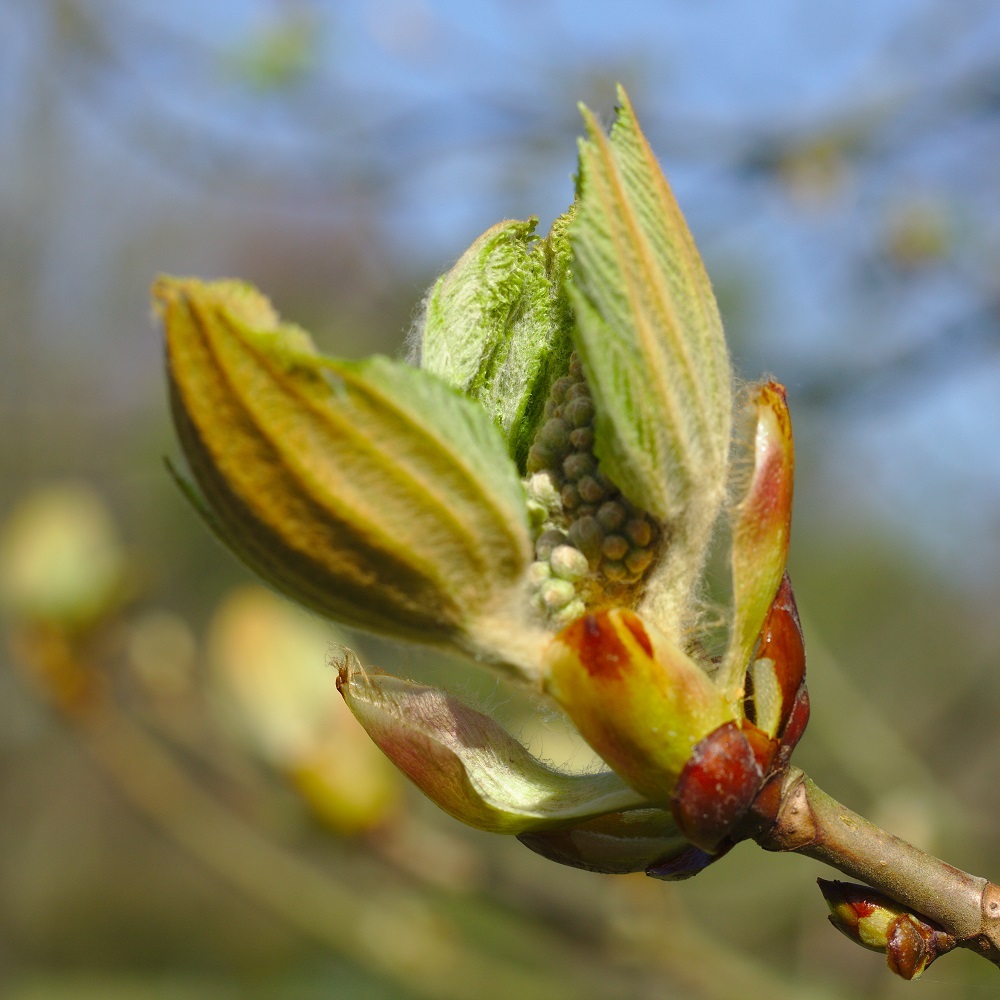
[755,767,1000,967]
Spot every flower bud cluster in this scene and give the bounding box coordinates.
[524,355,659,620]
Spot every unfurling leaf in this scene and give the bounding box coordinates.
[570,86,732,622]
[719,381,795,698]
[413,217,574,470]
[518,807,689,874]
[337,653,645,834]
[155,277,544,675]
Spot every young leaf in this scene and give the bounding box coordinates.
[569,86,732,543]
[517,807,689,874]
[155,276,541,673]
[337,654,646,834]
[414,218,575,470]
[719,381,795,698]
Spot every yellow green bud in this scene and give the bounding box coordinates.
[544,608,735,802]
[0,482,127,628]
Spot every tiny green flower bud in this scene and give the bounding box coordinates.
[563,452,596,482]
[560,483,581,511]
[540,578,577,611]
[550,545,590,582]
[525,500,548,527]
[601,534,629,562]
[551,598,586,627]
[576,475,606,504]
[535,529,568,560]
[624,517,653,548]
[549,376,573,404]
[602,560,628,582]
[564,396,595,428]
[624,547,655,577]
[567,516,603,562]
[539,418,570,451]
[526,472,561,512]
[596,501,626,532]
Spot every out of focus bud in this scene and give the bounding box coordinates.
[0,482,127,629]
[818,879,955,980]
[208,585,401,834]
[774,133,851,207]
[883,197,952,272]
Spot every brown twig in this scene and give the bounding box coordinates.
[754,766,1000,969]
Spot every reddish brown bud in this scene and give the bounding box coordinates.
[670,721,763,852]
[756,573,806,734]
[778,683,810,757]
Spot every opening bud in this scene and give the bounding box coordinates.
[544,608,735,803]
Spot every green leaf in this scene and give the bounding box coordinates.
[415,217,575,470]
[569,87,732,619]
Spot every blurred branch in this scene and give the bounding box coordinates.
[7,622,596,1000]
[5,610,831,1000]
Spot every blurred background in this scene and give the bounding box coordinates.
[1,1,1000,997]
